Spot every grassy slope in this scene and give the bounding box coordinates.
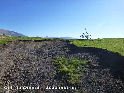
[0,35,49,44]
[70,38,124,56]
[0,35,124,56]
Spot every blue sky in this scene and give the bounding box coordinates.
[0,0,124,38]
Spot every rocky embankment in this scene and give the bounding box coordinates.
[0,39,124,93]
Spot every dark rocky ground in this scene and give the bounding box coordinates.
[0,39,124,93]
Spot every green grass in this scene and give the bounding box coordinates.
[52,57,88,85]
[70,38,124,56]
[0,35,69,45]
[0,35,51,45]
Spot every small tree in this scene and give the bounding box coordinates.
[80,28,91,40]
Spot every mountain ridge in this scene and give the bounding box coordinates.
[0,29,25,37]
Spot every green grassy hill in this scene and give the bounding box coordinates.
[0,35,124,56]
[70,38,124,56]
[0,35,48,44]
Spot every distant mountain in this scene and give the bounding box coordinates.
[0,29,25,37]
[59,37,77,39]
[46,37,77,39]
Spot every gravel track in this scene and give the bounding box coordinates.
[0,39,124,93]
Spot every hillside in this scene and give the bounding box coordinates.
[70,38,124,56]
[0,37,124,93]
[0,29,25,37]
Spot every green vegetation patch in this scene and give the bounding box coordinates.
[0,35,50,45]
[52,57,88,85]
[0,35,69,45]
[70,38,124,56]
